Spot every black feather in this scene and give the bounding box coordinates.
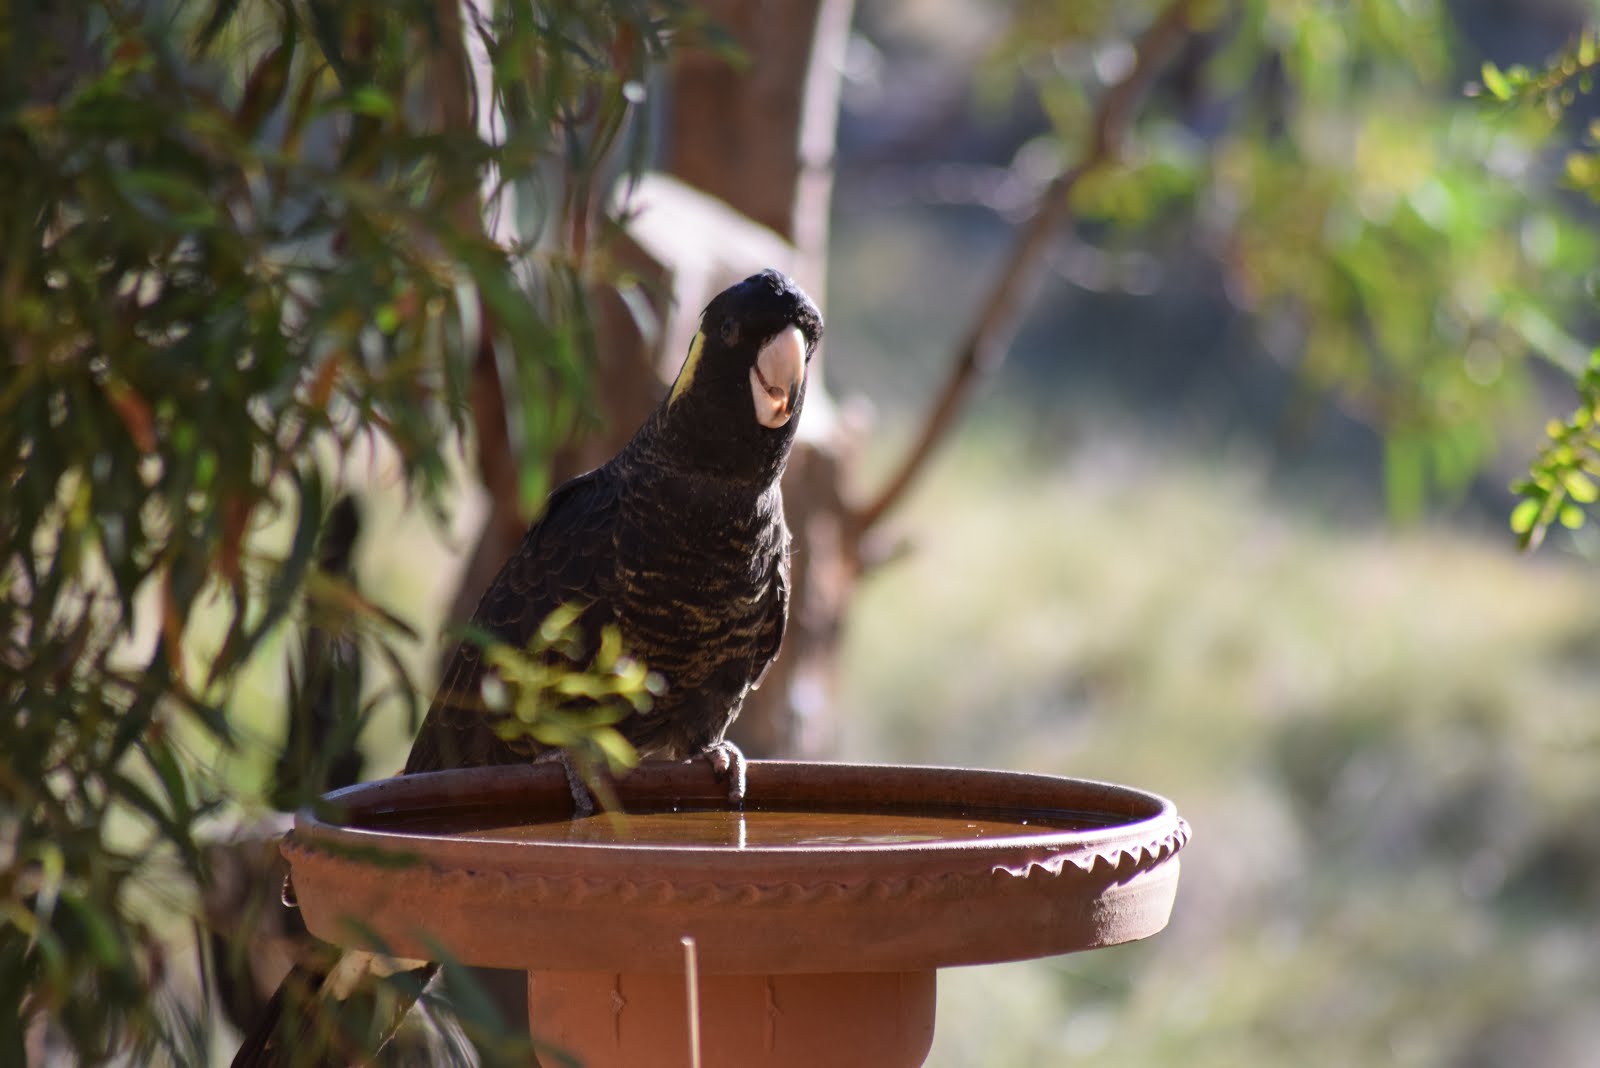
[407,269,820,772]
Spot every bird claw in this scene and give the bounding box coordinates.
[538,749,597,818]
[703,741,747,808]
[563,755,597,818]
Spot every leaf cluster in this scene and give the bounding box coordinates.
[482,602,662,812]
[981,0,1597,522]
[1475,30,1600,547]
[1511,354,1600,550]
[1,0,680,1059]
[1476,31,1600,113]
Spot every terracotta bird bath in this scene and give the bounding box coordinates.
[282,760,1189,1067]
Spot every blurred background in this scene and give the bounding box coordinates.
[825,3,1600,1064]
[7,0,1600,1064]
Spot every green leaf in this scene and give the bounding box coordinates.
[1481,61,1512,101]
[60,893,124,967]
[1565,152,1600,190]
[347,86,396,118]
[1562,470,1598,503]
[1509,497,1541,535]
[537,603,584,644]
[591,726,639,772]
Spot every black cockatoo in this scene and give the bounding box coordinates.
[230,268,823,1066]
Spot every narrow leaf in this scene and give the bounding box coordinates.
[1481,61,1512,100]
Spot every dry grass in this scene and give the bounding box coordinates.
[837,422,1600,1066]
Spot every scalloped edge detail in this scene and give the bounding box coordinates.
[281,818,1189,909]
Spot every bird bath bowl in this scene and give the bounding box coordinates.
[283,760,1189,1067]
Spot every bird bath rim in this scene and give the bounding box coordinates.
[282,760,1189,975]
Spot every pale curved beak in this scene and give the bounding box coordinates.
[750,326,807,429]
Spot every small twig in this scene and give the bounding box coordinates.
[681,935,702,1068]
[432,0,525,581]
[852,0,1198,536]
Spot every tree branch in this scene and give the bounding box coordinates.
[852,0,1198,536]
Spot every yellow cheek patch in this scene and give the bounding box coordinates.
[669,331,706,405]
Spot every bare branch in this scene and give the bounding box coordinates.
[852,0,1198,536]
[430,0,529,631]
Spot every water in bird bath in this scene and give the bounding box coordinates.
[371,801,1115,848]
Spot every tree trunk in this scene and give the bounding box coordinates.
[655,0,860,758]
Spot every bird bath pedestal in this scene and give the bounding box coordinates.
[283,761,1189,1067]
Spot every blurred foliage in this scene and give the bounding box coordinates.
[840,427,1600,1067]
[0,0,687,1061]
[9,0,1600,1062]
[1477,29,1600,113]
[834,3,1600,1065]
[1511,354,1600,550]
[1478,31,1600,549]
[482,602,663,812]
[981,0,1597,523]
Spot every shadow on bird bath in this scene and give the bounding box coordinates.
[283,760,1189,1067]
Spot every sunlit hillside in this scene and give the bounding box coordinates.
[836,421,1600,1066]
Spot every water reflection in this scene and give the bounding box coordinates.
[380,803,1110,850]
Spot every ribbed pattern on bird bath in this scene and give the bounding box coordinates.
[284,760,1188,1066]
